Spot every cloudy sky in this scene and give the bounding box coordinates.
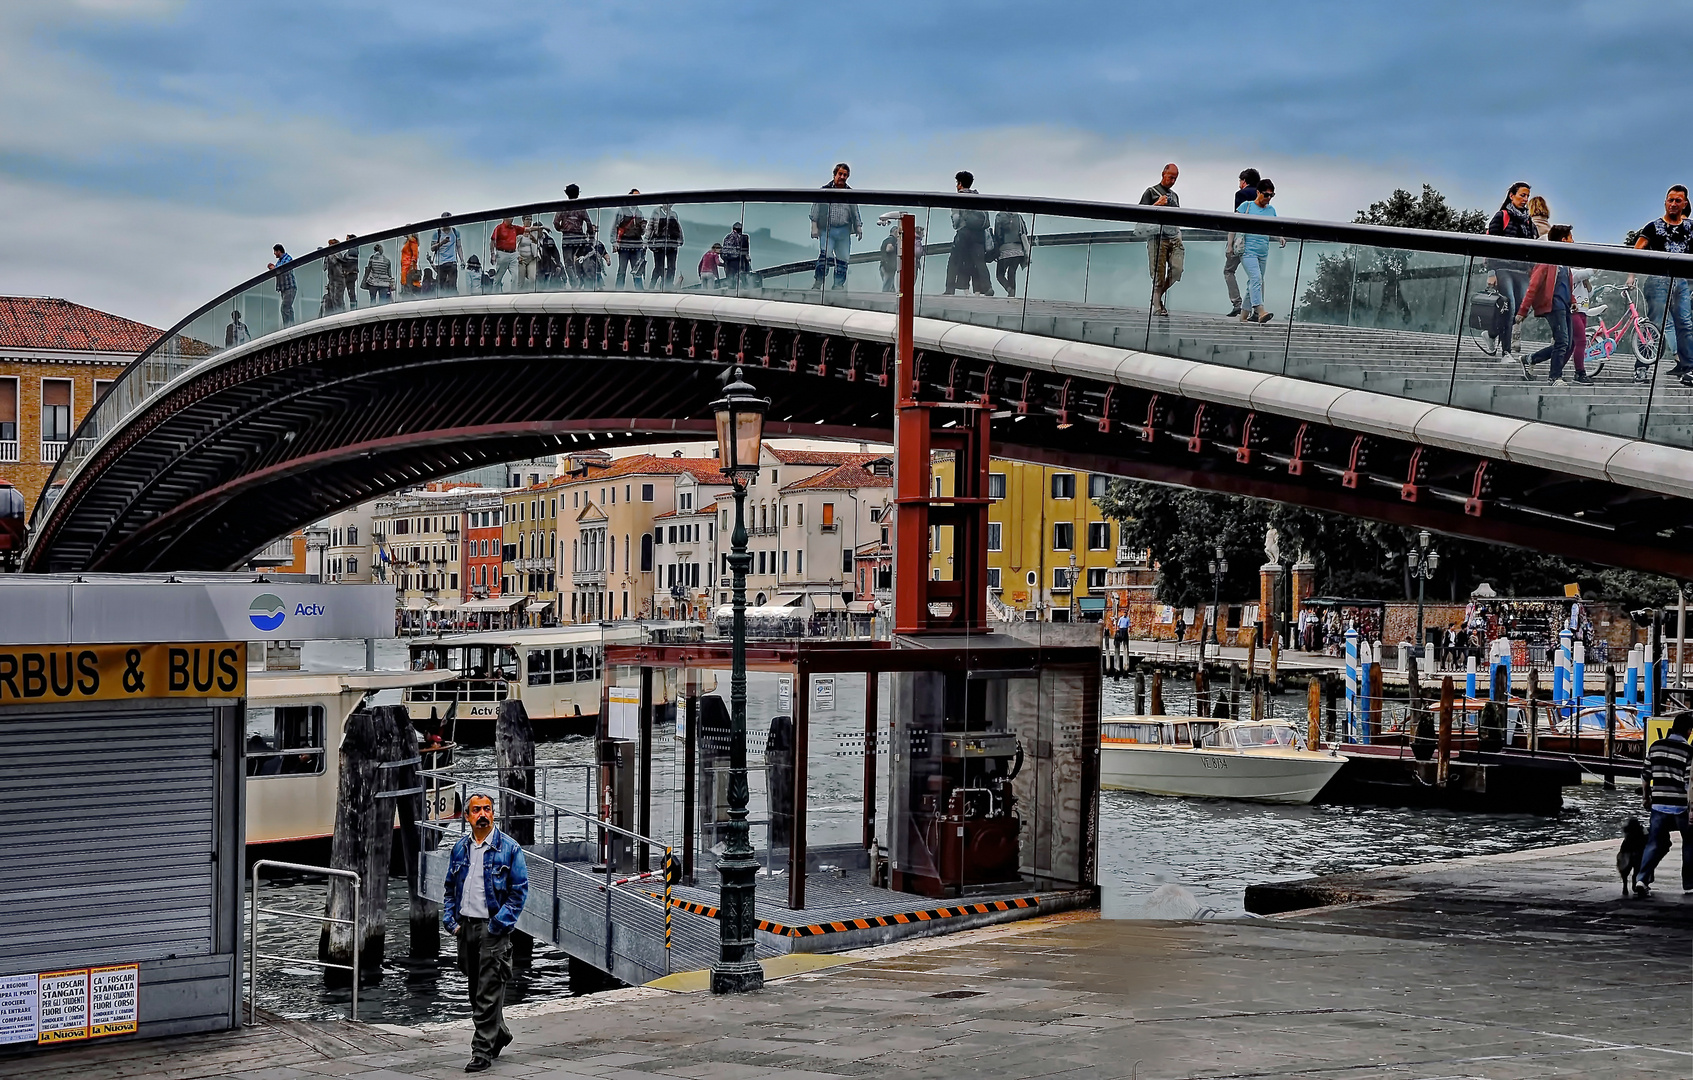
[1,0,1685,328]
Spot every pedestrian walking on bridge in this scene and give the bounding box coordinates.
[444,792,530,1072]
[1140,163,1183,316]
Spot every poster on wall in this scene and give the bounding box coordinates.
[36,970,88,1045]
[607,686,640,740]
[1156,605,1174,625]
[89,965,138,1038]
[0,974,38,1046]
[813,676,836,713]
[777,676,793,716]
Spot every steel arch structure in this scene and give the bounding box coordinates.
[21,187,1693,575]
[25,290,1693,576]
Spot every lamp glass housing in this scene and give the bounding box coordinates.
[711,369,769,477]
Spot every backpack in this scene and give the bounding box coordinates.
[959,208,989,231]
[617,214,646,242]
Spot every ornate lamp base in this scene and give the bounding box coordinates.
[710,960,764,994]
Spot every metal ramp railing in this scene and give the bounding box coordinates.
[419,769,753,987]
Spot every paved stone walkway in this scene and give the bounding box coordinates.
[6,842,1688,1079]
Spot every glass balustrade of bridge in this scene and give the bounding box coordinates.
[52,193,1693,537]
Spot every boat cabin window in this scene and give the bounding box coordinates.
[1103,722,1162,744]
[527,648,551,686]
[410,645,446,671]
[246,705,325,777]
[1197,727,1234,749]
[1167,723,1191,744]
[1232,724,1300,748]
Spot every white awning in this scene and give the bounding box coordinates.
[525,601,553,613]
[401,596,431,611]
[460,597,526,612]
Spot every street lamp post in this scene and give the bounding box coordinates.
[1406,529,1440,657]
[709,366,768,995]
[1207,545,1228,648]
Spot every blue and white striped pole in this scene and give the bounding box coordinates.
[1344,629,1359,742]
[1465,654,1477,700]
[1553,629,1572,705]
[1625,644,1640,705]
[1359,641,1374,745]
[1571,641,1586,721]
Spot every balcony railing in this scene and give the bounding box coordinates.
[0,440,16,464]
[39,440,67,464]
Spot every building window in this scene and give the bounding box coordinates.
[1088,522,1110,550]
[822,502,835,530]
[641,534,653,572]
[641,483,654,502]
[1088,474,1109,499]
[989,472,1006,500]
[0,377,16,445]
[782,504,789,529]
[1051,473,1075,499]
[987,567,1002,590]
[782,550,789,575]
[770,469,778,485]
[1053,567,1071,591]
[1053,522,1073,551]
[40,379,72,443]
[841,549,851,574]
[348,556,358,574]
[679,491,691,511]
[1087,567,1106,591]
[797,550,804,574]
[347,525,359,546]
[987,522,1002,552]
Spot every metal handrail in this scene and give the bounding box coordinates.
[248,859,361,1025]
[420,770,681,977]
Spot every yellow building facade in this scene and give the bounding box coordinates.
[932,457,1119,621]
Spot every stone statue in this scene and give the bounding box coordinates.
[1263,525,1281,565]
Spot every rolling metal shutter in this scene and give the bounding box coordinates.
[0,700,218,975]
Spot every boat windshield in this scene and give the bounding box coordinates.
[1233,724,1302,749]
[409,643,518,680]
[1103,722,1163,744]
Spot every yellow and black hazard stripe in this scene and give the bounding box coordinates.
[646,893,1040,938]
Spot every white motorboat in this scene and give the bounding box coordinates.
[1099,716,1344,805]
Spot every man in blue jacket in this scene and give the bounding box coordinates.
[443,793,529,1072]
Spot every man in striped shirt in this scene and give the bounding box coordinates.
[1637,711,1693,896]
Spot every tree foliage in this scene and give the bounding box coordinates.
[1298,184,1487,329]
[1098,479,1680,611]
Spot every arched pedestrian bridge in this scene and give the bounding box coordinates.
[23,189,1693,575]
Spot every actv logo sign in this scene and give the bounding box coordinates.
[248,594,328,632]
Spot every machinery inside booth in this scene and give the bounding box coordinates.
[600,637,1099,910]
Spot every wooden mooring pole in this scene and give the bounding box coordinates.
[1307,676,1321,748]
[322,705,408,982]
[1150,670,1165,716]
[1134,670,1146,715]
[496,698,537,969]
[1604,666,1617,789]
[1437,676,1454,786]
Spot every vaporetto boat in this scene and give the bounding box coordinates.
[1099,717,1345,805]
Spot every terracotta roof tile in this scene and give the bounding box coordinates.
[0,296,167,354]
[765,447,886,466]
[779,463,894,492]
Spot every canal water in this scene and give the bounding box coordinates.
[249,641,1637,1024]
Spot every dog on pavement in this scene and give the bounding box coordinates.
[1618,817,1647,898]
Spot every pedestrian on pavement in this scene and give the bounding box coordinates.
[269,245,297,326]
[1175,612,1187,643]
[992,207,1031,298]
[443,793,530,1072]
[362,243,394,305]
[1115,611,1130,648]
[400,234,421,297]
[1635,711,1692,897]
[810,163,862,290]
[647,201,684,290]
[224,309,251,348]
[1140,163,1183,316]
[516,215,544,291]
[945,171,994,297]
[1516,225,1588,385]
[1224,168,1261,317]
[334,235,361,311]
[553,184,596,287]
[1234,179,1285,324]
[1485,182,1537,365]
[432,213,465,294]
[1527,195,1553,239]
[1628,185,1693,384]
[490,217,521,293]
[613,191,647,289]
[721,222,750,290]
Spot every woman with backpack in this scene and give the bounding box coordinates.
[1485,182,1537,365]
[361,243,395,305]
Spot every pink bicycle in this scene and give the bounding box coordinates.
[1585,283,1661,376]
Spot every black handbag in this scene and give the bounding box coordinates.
[1469,289,1506,331]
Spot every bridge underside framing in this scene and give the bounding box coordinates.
[28,296,1693,576]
